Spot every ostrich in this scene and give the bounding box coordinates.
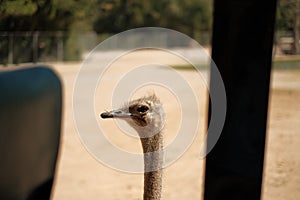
[100,94,165,200]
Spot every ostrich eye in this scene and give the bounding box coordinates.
[137,105,149,113]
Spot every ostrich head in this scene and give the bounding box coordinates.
[100,94,165,138]
[101,94,165,200]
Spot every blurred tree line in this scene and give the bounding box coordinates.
[93,0,212,38]
[276,0,300,54]
[0,0,212,62]
[0,0,212,34]
[0,0,299,63]
[0,0,96,62]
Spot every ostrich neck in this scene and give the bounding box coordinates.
[140,132,163,200]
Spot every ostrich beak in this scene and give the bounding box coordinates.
[100,109,132,119]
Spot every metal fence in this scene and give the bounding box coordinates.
[0,31,213,65]
[0,32,65,64]
[0,30,294,65]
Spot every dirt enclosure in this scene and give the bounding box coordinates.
[2,52,299,199]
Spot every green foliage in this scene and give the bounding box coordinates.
[0,0,96,31]
[93,0,212,39]
[276,0,297,31]
[0,0,92,61]
[0,0,296,36]
[276,0,300,54]
[1,0,213,36]
[0,0,215,63]
[1,0,37,15]
[166,0,212,38]
[93,0,166,33]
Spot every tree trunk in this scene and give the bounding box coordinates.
[294,0,300,54]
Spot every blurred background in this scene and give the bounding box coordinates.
[0,1,299,200]
[0,0,299,64]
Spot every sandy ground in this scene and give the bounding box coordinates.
[262,70,300,200]
[3,49,299,199]
[51,50,209,200]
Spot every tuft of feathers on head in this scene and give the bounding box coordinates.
[129,93,161,106]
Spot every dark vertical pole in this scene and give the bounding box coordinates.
[32,31,39,63]
[8,33,14,64]
[204,0,277,200]
[57,31,64,61]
